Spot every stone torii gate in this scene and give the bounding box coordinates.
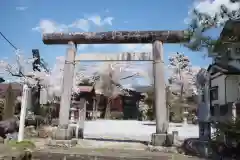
[42,30,189,146]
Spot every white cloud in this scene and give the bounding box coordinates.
[88,15,102,26]
[88,15,114,26]
[16,6,28,11]
[32,19,69,33]
[103,17,114,26]
[32,15,114,34]
[69,19,90,31]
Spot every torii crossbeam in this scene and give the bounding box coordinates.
[43,30,188,44]
[42,30,189,146]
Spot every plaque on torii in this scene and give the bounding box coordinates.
[42,30,190,144]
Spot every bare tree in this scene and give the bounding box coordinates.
[0,50,49,86]
[0,50,52,116]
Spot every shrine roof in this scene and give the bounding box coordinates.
[0,83,22,98]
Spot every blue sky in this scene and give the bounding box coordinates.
[0,0,213,83]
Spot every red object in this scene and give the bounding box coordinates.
[110,96,123,112]
[77,86,93,93]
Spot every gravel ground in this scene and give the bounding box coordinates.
[29,138,204,160]
[33,148,204,160]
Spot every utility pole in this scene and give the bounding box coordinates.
[18,84,31,142]
[31,49,41,115]
[32,49,41,72]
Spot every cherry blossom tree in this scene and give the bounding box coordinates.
[168,52,198,98]
[0,50,152,120]
[167,52,199,123]
[73,55,152,97]
[79,61,151,118]
[73,57,152,119]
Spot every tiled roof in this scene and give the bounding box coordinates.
[0,83,22,98]
[213,19,240,52]
[208,63,240,74]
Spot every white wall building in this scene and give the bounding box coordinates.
[203,19,240,122]
[207,62,240,122]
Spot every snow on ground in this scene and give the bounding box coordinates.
[83,120,199,142]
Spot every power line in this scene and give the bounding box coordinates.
[0,32,18,50]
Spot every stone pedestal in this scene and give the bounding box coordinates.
[52,126,74,140]
[199,121,211,141]
[73,126,84,139]
[151,133,173,146]
[48,139,78,147]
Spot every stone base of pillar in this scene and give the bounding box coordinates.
[151,133,173,146]
[73,127,84,139]
[198,122,211,141]
[47,139,78,147]
[52,126,74,140]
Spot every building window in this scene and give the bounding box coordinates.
[210,86,218,101]
[235,47,240,55]
[210,104,217,116]
[220,104,228,116]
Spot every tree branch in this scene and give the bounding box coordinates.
[120,73,139,80]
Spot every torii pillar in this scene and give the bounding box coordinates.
[42,31,189,145]
[151,41,169,145]
[57,41,77,139]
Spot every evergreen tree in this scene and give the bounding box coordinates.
[185,0,240,51]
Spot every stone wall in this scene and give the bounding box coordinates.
[0,144,31,160]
